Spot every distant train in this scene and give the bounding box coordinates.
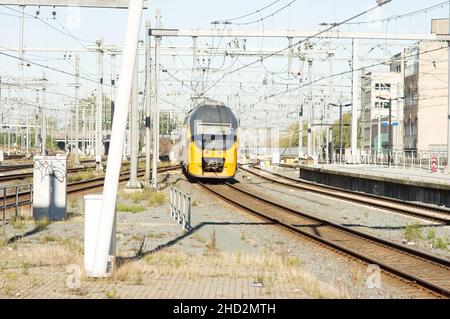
[180,100,239,179]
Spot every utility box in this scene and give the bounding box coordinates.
[33,155,67,221]
[84,194,116,277]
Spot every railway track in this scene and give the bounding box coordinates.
[0,159,144,183]
[0,157,150,173]
[198,180,450,298]
[0,165,180,216]
[239,165,450,224]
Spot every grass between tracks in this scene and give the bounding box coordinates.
[404,223,449,250]
[118,188,167,207]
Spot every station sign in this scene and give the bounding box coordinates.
[382,122,398,127]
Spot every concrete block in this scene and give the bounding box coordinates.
[33,155,67,221]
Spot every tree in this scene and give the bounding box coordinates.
[279,122,308,149]
[331,113,351,150]
[331,113,364,152]
[159,113,178,136]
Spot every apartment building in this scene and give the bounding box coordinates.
[403,40,448,152]
[360,70,404,152]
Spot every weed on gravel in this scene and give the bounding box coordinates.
[116,203,145,213]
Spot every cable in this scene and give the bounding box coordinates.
[200,2,389,96]
[215,0,283,23]
[1,5,92,44]
[233,0,296,26]
[0,50,111,87]
[243,45,449,111]
[160,64,200,96]
[347,1,448,25]
[2,5,114,69]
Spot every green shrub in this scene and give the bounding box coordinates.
[404,223,423,242]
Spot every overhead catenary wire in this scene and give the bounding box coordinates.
[1,5,92,44]
[232,0,296,26]
[200,2,391,97]
[215,0,283,23]
[346,1,449,25]
[243,45,449,112]
[0,50,112,87]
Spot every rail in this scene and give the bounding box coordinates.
[198,180,450,298]
[240,165,450,224]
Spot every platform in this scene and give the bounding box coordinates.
[298,164,450,208]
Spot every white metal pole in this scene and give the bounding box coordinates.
[152,9,161,189]
[110,54,117,136]
[446,0,450,172]
[287,37,293,77]
[127,53,140,189]
[64,108,68,152]
[327,51,335,164]
[89,102,94,154]
[82,105,86,154]
[96,39,104,172]
[192,36,197,98]
[144,20,152,185]
[377,116,381,154]
[19,5,28,157]
[307,59,313,158]
[74,53,80,165]
[41,74,46,156]
[351,38,359,163]
[0,76,2,154]
[298,57,304,159]
[94,0,144,277]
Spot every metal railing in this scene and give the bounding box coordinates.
[1,184,33,226]
[169,187,192,232]
[360,150,448,173]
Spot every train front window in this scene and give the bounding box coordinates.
[194,122,236,151]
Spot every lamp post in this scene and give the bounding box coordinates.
[376,96,405,167]
[329,102,351,164]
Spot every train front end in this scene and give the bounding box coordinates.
[186,103,238,179]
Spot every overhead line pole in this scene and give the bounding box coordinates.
[19,5,28,157]
[298,55,304,159]
[307,58,313,158]
[350,38,360,164]
[126,53,141,189]
[96,39,104,172]
[74,53,80,166]
[41,72,46,156]
[144,20,152,186]
[447,0,450,173]
[152,9,161,190]
[327,50,335,164]
[95,0,145,277]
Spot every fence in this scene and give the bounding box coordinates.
[274,147,449,173]
[359,150,448,173]
[169,187,192,232]
[1,184,33,227]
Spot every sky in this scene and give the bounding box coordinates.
[0,0,449,129]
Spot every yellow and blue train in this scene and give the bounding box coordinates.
[180,100,239,179]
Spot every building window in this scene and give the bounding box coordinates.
[375,83,391,91]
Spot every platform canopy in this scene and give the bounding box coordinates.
[0,0,148,8]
